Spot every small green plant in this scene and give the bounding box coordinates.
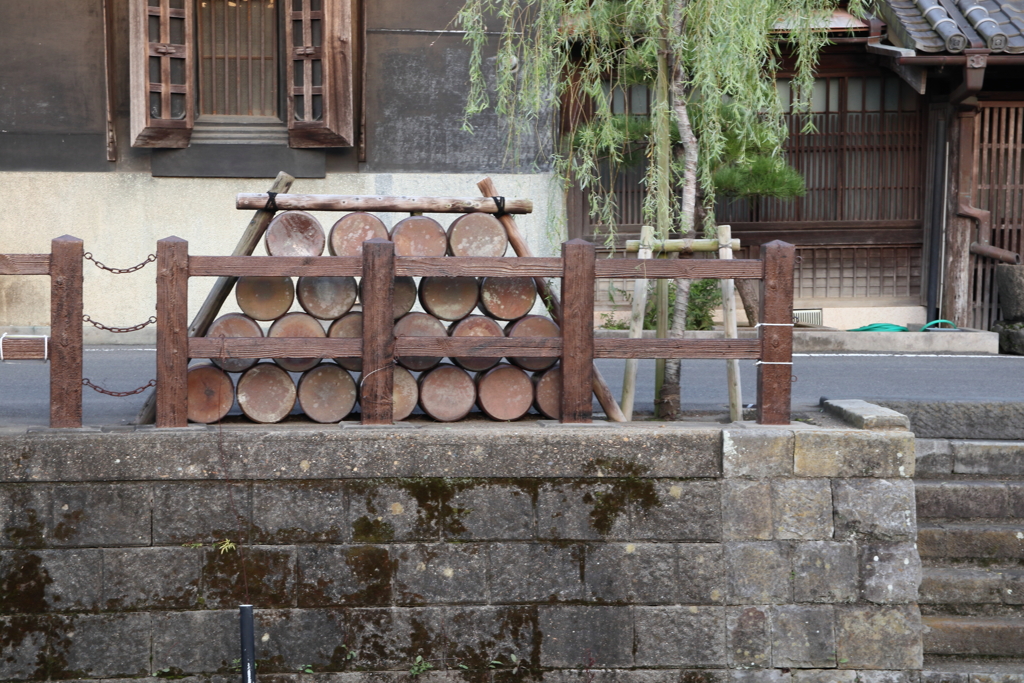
[337,645,356,662]
[154,667,186,679]
[489,654,524,674]
[181,542,203,549]
[299,664,314,674]
[599,312,629,330]
[217,539,237,554]
[685,279,723,331]
[409,655,434,677]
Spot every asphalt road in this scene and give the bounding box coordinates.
[1,346,1022,427]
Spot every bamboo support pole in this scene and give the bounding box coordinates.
[621,225,653,420]
[718,225,742,422]
[625,238,740,253]
[477,177,626,422]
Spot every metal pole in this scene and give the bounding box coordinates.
[240,605,256,683]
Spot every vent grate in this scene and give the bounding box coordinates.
[793,309,823,327]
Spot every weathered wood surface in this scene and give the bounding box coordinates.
[756,240,795,425]
[0,337,48,360]
[391,216,448,257]
[237,193,533,214]
[479,277,538,321]
[268,312,326,372]
[264,211,326,257]
[477,177,625,423]
[297,364,357,423]
[507,316,561,371]
[533,366,562,420]
[205,313,262,373]
[360,239,395,424]
[156,237,189,428]
[595,259,763,279]
[191,256,361,277]
[594,338,761,359]
[476,364,534,421]
[328,212,389,256]
[397,257,561,278]
[0,254,50,275]
[186,364,234,424]
[137,172,294,425]
[447,213,509,257]
[49,236,83,429]
[449,315,504,372]
[560,240,595,423]
[622,225,653,421]
[235,276,295,321]
[391,366,419,422]
[419,277,479,322]
[394,312,447,371]
[624,238,740,253]
[718,225,743,423]
[189,336,565,358]
[328,312,363,372]
[237,363,296,424]
[296,276,357,320]
[418,364,476,422]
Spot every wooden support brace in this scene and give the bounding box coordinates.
[156,237,189,428]
[49,236,83,428]
[561,239,595,423]
[718,225,742,423]
[756,240,795,425]
[360,239,395,425]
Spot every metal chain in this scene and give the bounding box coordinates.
[83,314,157,334]
[82,378,156,397]
[83,252,156,275]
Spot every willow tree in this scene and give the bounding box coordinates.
[458,0,860,418]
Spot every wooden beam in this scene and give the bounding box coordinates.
[237,193,533,214]
[188,255,564,278]
[0,254,51,276]
[594,338,761,359]
[595,259,764,279]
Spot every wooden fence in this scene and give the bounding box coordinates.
[156,237,795,427]
[0,236,83,428]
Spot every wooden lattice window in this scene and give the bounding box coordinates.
[129,0,354,148]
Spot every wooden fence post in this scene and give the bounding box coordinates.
[361,239,395,424]
[156,237,189,428]
[561,239,595,423]
[50,236,83,428]
[756,240,795,425]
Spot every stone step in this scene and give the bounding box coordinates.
[919,522,1024,559]
[920,566,1023,605]
[916,480,1024,520]
[923,615,1024,657]
[923,655,1024,678]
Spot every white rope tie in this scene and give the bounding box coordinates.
[0,333,6,362]
[755,361,793,366]
[754,323,794,328]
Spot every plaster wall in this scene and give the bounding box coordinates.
[0,171,563,343]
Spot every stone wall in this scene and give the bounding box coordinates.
[0,425,921,682]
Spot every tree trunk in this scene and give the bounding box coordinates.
[657,60,700,419]
[735,279,760,326]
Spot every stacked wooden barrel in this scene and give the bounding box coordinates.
[188,209,565,424]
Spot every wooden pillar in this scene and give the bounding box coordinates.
[49,236,83,428]
[756,240,795,426]
[156,237,189,428]
[942,109,977,327]
[360,238,395,424]
[560,239,595,423]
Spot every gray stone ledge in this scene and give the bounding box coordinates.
[821,399,911,431]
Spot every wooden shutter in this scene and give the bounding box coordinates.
[129,0,194,147]
[286,0,354,147]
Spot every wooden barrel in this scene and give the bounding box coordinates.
[267,312,326,372]
[533,365,562,420]
[264,210,325,256]
[391,216,448,256]
[327,311,362,372]
[328,212,389,256]
[359,275,417,319]
[205,313,263,373]
[374,365,418,421]
[506,315,560,371]
[447,213,508,257]
[448,315,503,372]
[237,362,296,423]
[418,276,479,321]
[236,276,295,321]
[479,277,537,320]
[394,312,447,371]
[476,363,534,421]
[297,363,358,423]
[418,364,476,422]
[186,363,235,424]
[297,276,357,320]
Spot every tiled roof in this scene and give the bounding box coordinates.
[879,0,1024,53]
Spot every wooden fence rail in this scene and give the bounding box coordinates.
[156,237,795,427]
[0,236,83,428]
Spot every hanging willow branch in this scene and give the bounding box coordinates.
[457,0,864,242]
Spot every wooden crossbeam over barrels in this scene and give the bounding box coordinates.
[157,236,795,427]
[0,237,84,428]
[236,194,533,214]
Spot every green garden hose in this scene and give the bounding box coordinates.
[846,320,957,332]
